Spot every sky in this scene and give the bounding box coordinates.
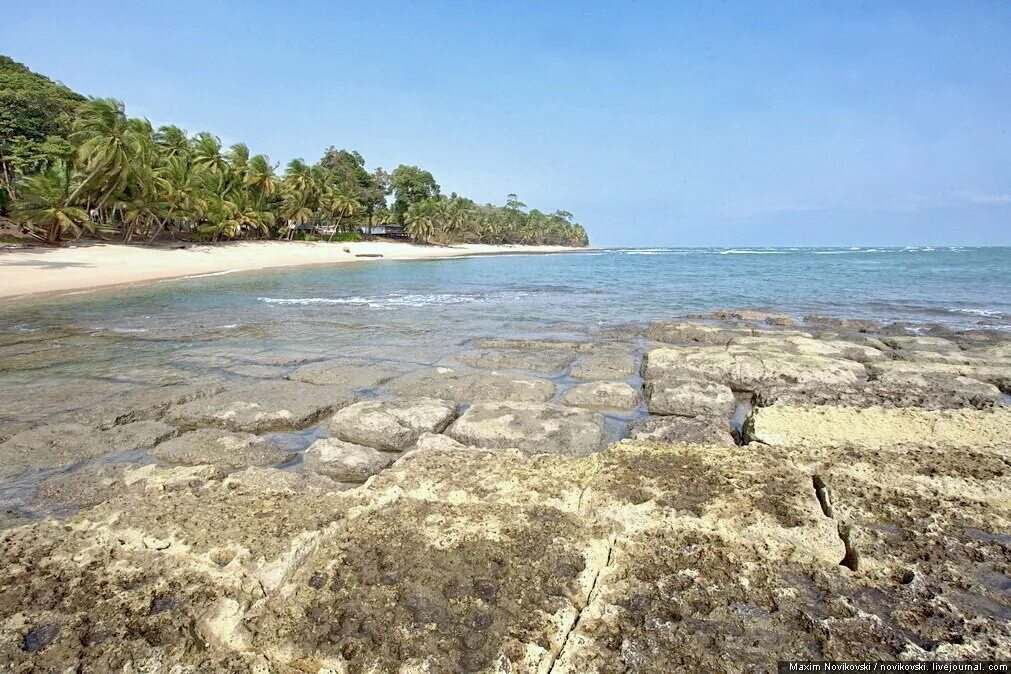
[3,0,1009,247]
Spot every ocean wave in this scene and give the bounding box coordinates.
[258,292,515,308]
[179,268,242,278]
[720,249,787,255]
[948,307,1004,318]
[812,249,885,255]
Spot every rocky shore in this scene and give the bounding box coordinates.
[0,312,1009,671]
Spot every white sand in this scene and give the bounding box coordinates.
[0,241,584,300]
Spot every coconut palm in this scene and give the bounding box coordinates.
[324,189,360,240]
[68,99,150,209]
[190,133,227,174]
[404,202,435,242]
[12,161,94,242]
[245,154,278,202]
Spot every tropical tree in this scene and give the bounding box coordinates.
[404,201,435,242]
[324,188,360,240]
[12,160,93,242]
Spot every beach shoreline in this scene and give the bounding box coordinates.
[0,240,588,301]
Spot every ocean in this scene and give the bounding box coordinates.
[3,247,1009,344]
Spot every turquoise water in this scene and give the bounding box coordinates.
[4,247,1009,340]
[1,245,1007,388]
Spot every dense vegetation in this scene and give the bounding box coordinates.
[0,57,588,247]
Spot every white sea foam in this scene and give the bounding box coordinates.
[181,269,244,279]
[258,292,508,308]
[720,249,786,255]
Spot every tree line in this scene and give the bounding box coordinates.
[0,56,588,247]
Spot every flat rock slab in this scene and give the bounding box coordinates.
[745,405,1010,448]
[303,438,398,482]
[286,357,411,388]
[0,420,177,476]
[756,374,1003,410]
[644,345,867,391]
[455,348,575,373]
[326,398,458,451]
[560,381,641,410]
[472,338,591,352]
[645,321,776,346]
[165,380,357,432]
[152,428,294,468]
[628,415,737,447]
[387,367,555,403]
[447,402,605,456]
[70,383,227,429]
[569,350,637,381]
[882,335,961,352]
[869,360,1011,393]
[644,379,735,417]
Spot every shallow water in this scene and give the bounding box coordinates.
[5,246,1009,344]
[1,245,1009,522]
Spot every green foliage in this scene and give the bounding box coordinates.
[390,165,440,224]
[292,231,362,242]
[2,56,589,248]
[0,56,85,210]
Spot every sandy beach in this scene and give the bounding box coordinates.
[0,241,583,300]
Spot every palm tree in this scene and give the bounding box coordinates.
[12,161,94,242]
[325,189,360,240]
[118,163,167,243]
[404,202,435,243]
[245,154,277,202]
[190,133,227,174]
[154,125,190,159]
[68,99,149,209]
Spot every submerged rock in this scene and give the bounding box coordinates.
[326,398,458,451]
[152,428,294,468]
[165,380,357,432]
[569,349,637,381]
[303,437,398,482]
[456,347,576,373]
[286,357,411,388]
[447,402,605,456]
[560,381,641,410]
[0,420,177,477]
[644,379,735,417]
[387,367,556,403]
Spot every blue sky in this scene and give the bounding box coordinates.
[3,0,1009,246]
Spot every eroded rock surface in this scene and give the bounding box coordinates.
[165,380,357,432]
[560,381,641,410]
[447,402,606,456]
[456,348,575,373]
[0,420,176,477]
[326,397,457,451]
[388,367,556,403]
[286,357,411,388]
[644,345,867,391]
[2,316,1010,671]
[152,428,294,468]
[746,405,1009,448]
[628,415,737,447]
[303,437,398,482]
[644,378,735,417]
